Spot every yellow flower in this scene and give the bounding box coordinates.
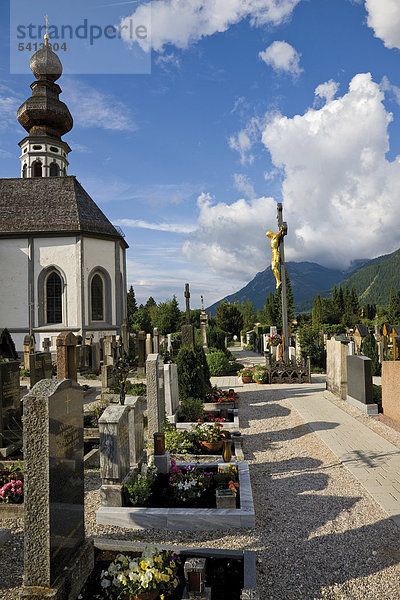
[160,596,165,600]
[166,567,172,575]
[140,561,148,570]
[170,561,175,568]
[173,578,179,588]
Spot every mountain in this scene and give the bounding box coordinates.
[339,248,400,306]
[207,262,346,314]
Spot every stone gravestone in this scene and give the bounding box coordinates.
[103,336,115,366]
[56,331,77,382]
[164,363,179,423]
[29,352,53,387]
[0,361,21,456]
[137,330,146,373]
[200,311,209,354]
[22,379,93,598]
[346,355,377,415]
[23,334,36,370]
[182,283,194,347]
[153,327,160,355]
[76,345,90,374]
[145,333,152,357]
[146,354,165,438]
[0,329,18,361]
[124,395,146,467]
[167,334,172,353]
[99,404,131,506]
[91,342,101,372]
[101,364,117,391]
[42,338,51,353]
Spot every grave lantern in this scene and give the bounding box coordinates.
[153,432,165,455]
[184,557,207,598]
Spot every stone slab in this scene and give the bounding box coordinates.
[96,461,254,530]
[347,355,373,404]
[0,503,24,520]
[346,394,378,415]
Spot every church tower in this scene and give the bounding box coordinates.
[17,40,72,178]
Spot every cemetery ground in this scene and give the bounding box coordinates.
[3,351,400,598]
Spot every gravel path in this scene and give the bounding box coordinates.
[2,373,400,599]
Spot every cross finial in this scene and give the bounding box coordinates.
[201,295,204,311]
[44,14,50,46]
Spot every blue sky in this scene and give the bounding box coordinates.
[2,0,400,308]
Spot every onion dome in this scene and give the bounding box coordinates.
[29,44,63,82]
[17,46,72,140]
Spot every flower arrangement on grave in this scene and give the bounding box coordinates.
[238,367,254,383]
[0,465,24,504]
[191,421,224,443]
[214,464,240,496]
[169,460,214,503]
[206,387,239,403]
[124,464,158,506]
[86,401,110,427]
[268,334,281,347]
[197,412,226,424]
[100,547,181,600]
[253,367,268,384]
[163,423,198,455]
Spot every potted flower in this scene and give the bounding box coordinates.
[238,367,254,383]
[191,421,224,452]
[101,547,181,600]
[268,334,281,347]
[253,367,268,384]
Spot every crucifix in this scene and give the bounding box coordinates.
[184,283,191,324]
[277,203,289,363]
[65,393,72,415]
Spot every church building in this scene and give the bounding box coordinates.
[0,42,128,352]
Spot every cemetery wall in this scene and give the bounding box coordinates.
[382,361,400,423]
[326,338,348,400]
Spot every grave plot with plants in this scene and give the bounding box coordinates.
[0,461,24,519]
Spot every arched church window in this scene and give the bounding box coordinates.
[33,161,42,177]
[22,164,27,178]
[46,271,62,324]
[91,274,104,321]
[50,162,59,177]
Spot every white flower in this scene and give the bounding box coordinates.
[100,579,111,588]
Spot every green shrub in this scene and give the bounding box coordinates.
[206,350,230,376]
[179,397,204,422]
[176,345,211,401]
[163,426,197,454]
[123,465,157,506]
[109,381,147,396]
[207,326,226,352]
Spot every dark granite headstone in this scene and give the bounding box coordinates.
[137,330,146,369]
[29,352,53,387]
[76,345,90,373]
[0,329,18,360]
[0,361,21,447]
[347,355,373,404]
[23,379,84,587]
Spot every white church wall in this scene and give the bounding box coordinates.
[0,239,29,328]
[83,236,116,325]
[34,237,80,328]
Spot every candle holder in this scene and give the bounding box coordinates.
[184,557,208,598]
[153,432,165,455]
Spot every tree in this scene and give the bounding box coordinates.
[176,345,211,401]
[312,295,322,331]
[263,292,276,325]
[238,300,256,330]
[127,285,138,330]
[362,333,381,376]
[131,304,152,333]
[145,296,158,328]
[154,296,182,335]
[351,285,360,316]
[298,323,326,369]
[388,286,400,325]
[215,301,244,335]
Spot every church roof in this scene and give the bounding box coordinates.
[0,176,127,244]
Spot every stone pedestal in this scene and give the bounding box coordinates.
[124,395,145,467]
[153,328,160,355]
[153,451,170,474]
[145,334,152,357]
[146,354,165,438]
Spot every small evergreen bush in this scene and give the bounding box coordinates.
[179,397,204,421]
[176,345,211,401]
[206,350,230,376]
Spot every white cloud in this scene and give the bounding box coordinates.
[155,52,181,69]
[314,79,339,103]
[259,41,302,77]
[120,0,302,52]
[62,80,135,131]
[115,218,196,233]
[365,0,400,49]
[182,192,277,278]
[261,72,400,268]
[233,173,256,199]
[229,116,264,164]
[0,85,23,131]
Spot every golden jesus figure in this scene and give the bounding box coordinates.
[266,226,284,288]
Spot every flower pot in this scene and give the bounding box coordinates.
[199,440,223,452]
[241,376,253,384]
[130,591,159,600]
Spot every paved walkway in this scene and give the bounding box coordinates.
[231,346,400,528]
